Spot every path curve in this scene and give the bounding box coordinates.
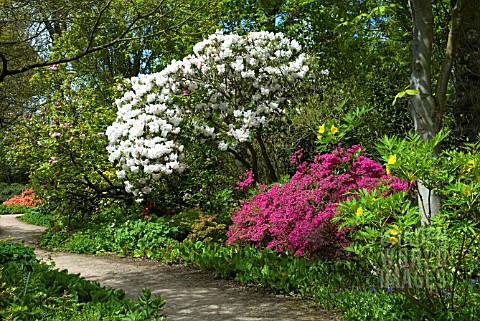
[0,214,341,321]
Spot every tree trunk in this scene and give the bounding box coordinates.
[454,0,480,144]
[408,0,466,224]
[255,130,278,183]
[408,0,442,224]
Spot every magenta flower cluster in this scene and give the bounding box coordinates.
[227,145,408,257]
[236,169,255,190]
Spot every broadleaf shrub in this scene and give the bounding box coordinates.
[336,132,480,320]
[20,207,53,226]
[0,182,25,203]
[227,145,408,258]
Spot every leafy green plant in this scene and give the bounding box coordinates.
[335,131,480,320]
[187,209,227,243]
[0,204,31,214]
[0,241,168,320]
[20,207,53,226]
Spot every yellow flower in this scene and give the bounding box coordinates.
[318,124,325,134]
[467,159,476,172]
[465,184,472,196]
[389,229,399,235]
[388,154,397,165]
[356,207,363,217]
[389,237,399,245]
[330,125,338,134]
[386,166,391,175]
[407,172,416,182]
[317,135,322,140]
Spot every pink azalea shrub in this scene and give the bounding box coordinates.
[3,189,41,207]
[226,145,408,258]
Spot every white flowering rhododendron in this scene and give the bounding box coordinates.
[106,31,311,198]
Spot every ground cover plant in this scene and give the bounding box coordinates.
[0,240,168,320]
[0,204,31,215]
[19,207,53,226]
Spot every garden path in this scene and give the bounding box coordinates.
[0,214,341,321]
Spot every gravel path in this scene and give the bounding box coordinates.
[0,214,341,321]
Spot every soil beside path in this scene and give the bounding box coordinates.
[0,214,341,321]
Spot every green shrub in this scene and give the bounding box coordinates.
[0,182,25,203]
[40,214,193,256]
[335,132,480,320]
[187,209,228,243]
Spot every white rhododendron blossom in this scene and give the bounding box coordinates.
[106,69,187,197]
[107,31,311,197]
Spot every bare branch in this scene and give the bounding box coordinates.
[86,0,115,51]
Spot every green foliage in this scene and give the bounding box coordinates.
[313,104,374,153]
[0,204,31,215]
[335,132,480,320]
[0,182,25,203]
[20,207,54,227]
[340,287,420,321]
[0,242,37,265]
[0,241,168,320]
[40,210,197,256]
[5,66,125,218]
[280,0,413,143]
[145,144,241,215]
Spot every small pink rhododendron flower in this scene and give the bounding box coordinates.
[236,169,255,190]
[290,148,303,164]
[227,145,408,258]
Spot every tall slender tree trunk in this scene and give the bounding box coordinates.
[409,0,442,224]
[408,0,466,224]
